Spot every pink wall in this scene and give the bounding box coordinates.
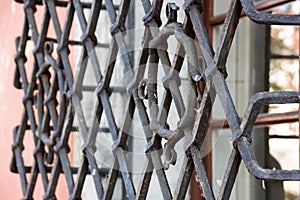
[0,1,69,199]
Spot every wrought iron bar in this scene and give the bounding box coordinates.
[11,0,300,199]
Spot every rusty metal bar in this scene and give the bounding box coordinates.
[210,111,299,129]
[11,0,300,199]
[210,0,296,26]
[240,0,300,25]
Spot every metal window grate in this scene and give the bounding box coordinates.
[11,0,300,199]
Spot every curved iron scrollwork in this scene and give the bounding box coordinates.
[11,0,300,199]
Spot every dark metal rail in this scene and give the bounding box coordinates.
[11,0,300,199]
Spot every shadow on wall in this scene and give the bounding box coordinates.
[266,155,284,200]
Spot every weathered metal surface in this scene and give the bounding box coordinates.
[240,0,300,25]
[210,0,296,26]
[11,0,300,199]
[210,111,299,129]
